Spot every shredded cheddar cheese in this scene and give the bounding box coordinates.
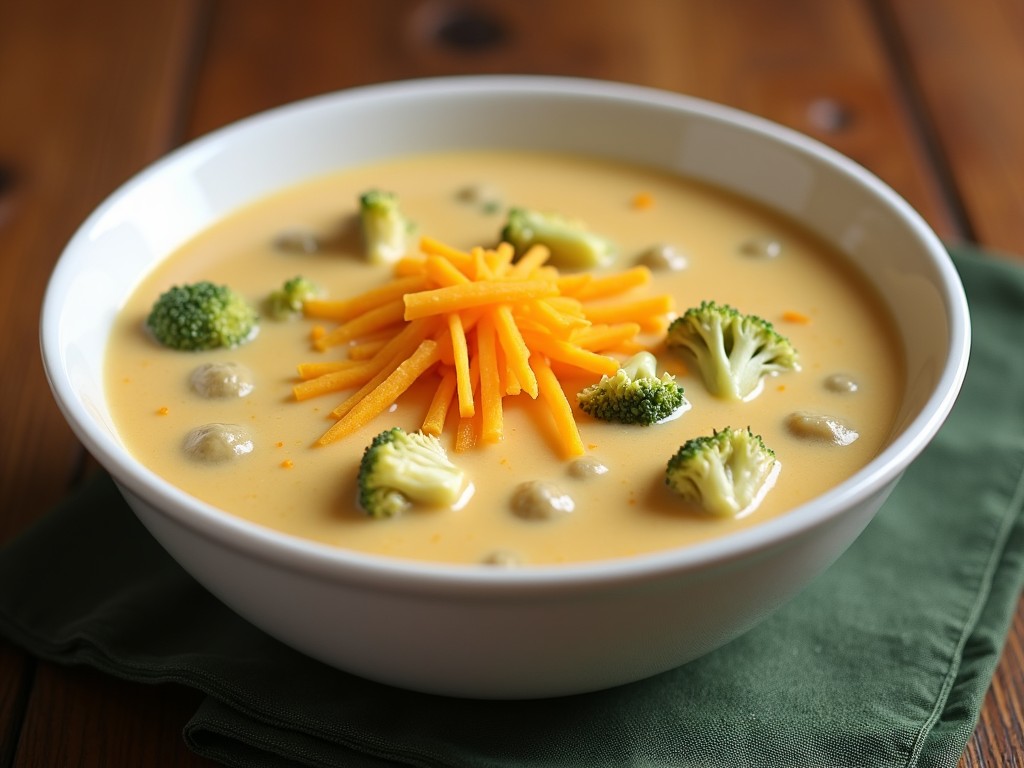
[781,310,812,324]
[294,236,675,457]
[631,192,655,210]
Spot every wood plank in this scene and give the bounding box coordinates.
[887,0,1024,255]
[14,663,214,768]
[0,0,207,765]
[0,0,201,540]
[0,643,32,766]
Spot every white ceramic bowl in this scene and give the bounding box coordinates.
[41,76,970,699]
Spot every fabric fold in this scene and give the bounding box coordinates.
[1,244,1022,768]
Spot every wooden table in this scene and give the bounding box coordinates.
[1,1,1021,764]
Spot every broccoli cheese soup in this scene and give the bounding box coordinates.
[104,150,905,566]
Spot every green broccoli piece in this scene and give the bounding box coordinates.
[665,426,779,517]
[359,189,416,265]
[500,207,616,270]
[146,281,258,351]
[576,351,686,425]
[357,427,467,518]
[666,300,798,400]
[266,276,320,320]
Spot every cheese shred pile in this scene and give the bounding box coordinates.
[294,236,675,457]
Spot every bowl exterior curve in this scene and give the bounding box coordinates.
[120,477,896,698]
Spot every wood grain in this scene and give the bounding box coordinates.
[0,0,1019,765]
[887,0,1024,255]
[0,643,32,766]
[15,664,213,768]
[0,0,206,764]
[0,0,202,538]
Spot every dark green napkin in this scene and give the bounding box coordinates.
[2,243,1023,768]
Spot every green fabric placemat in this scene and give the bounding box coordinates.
[2,243,1023,767]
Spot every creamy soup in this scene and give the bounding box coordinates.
[105,150,904,565]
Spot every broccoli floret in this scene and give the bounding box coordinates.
[500,207,616,270]
[665,426,779,517]
[146,281,258,351]
[266,276,320,320]
[666,300,798,400]
[577,351,686,425]
[359,189,416,265]
[357,427,467,518]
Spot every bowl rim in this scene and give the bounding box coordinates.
[40,74,972,596]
